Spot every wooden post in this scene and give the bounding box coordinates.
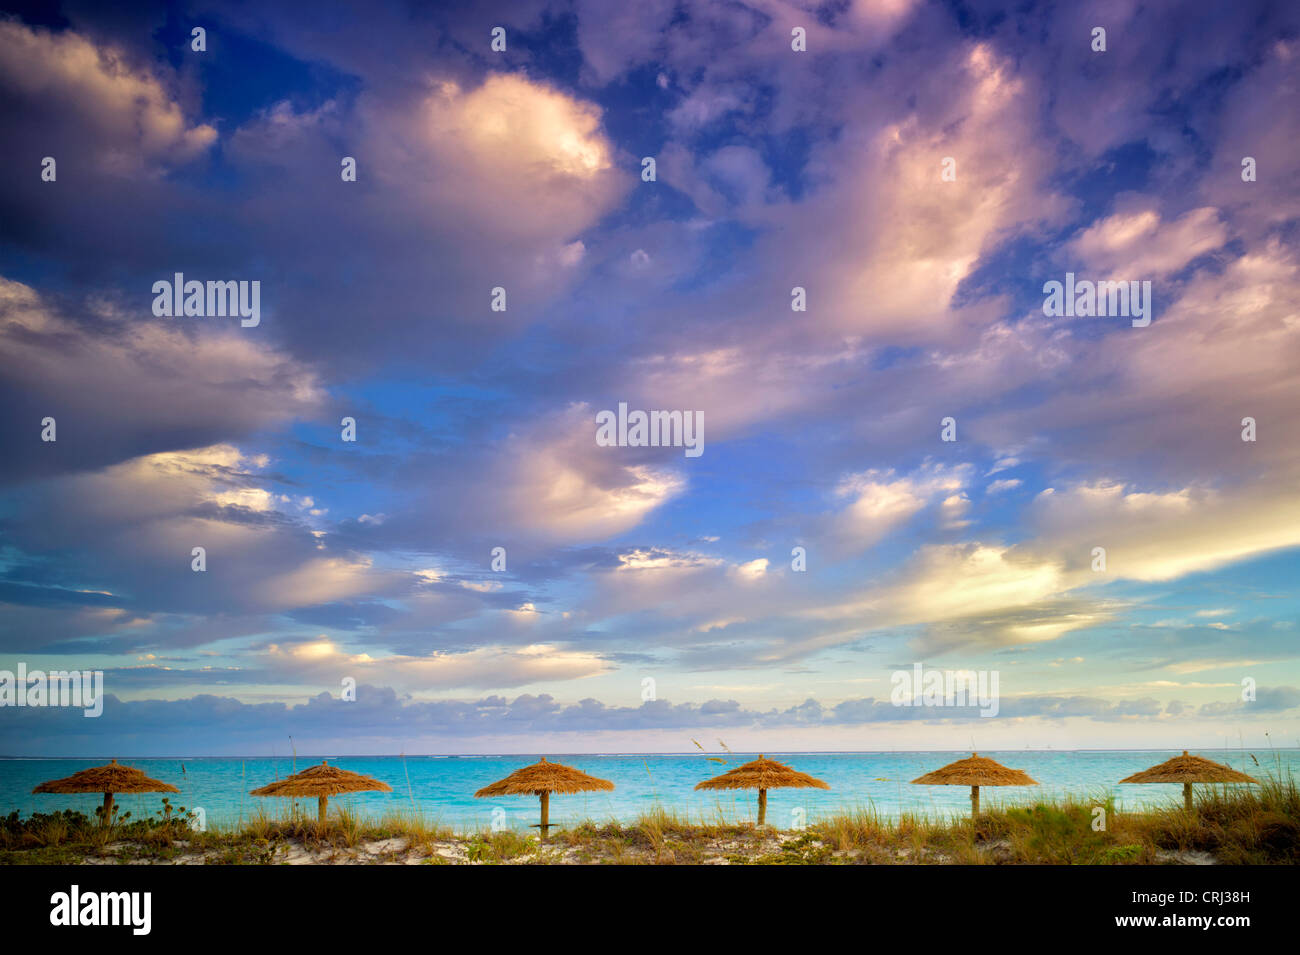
[101,791,114,826]
[318,795,328,825]
[757,788,767,827]
[971,785,980,817]
[1184,782,1193,812]
[539,791,550,839]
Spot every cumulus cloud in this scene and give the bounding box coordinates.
[0,278,324,483]
[210,69,633,370]
[397,402,688,544]
[0,20,216,171]
[256,638,610,690]
[7,681,1293,756]
[413,73,626,239]
[0,444,407,650]
[833,463,970,549]
[1030,481,1300,581]
[794,42,1070,342]
[1067,205,1228,278]
[825,541,1107,649]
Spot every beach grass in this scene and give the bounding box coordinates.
[3,770,1296,865]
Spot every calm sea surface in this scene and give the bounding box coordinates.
[2,750,1294,832]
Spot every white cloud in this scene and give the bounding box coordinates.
[1069,206,1227,278]
[0,22,216,170]
[260,639,608,690]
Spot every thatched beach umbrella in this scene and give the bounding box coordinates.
[32,759,180,826]
[473,757,614,838]
[1120,750,1258,811]
[694,754,829,827]
[911,752,1037,817]
[249,760,392,824]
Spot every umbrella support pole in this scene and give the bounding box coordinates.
[101,791,114,826]
[757,788,767,827]
[971,785,979,817]
[318,795,328,825]
[539,792,550,840]
[1184,782,1193,812]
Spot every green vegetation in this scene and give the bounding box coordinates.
[798,772,1300,865]
[0,804,456,865]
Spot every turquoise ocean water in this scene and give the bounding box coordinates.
[2,750,1294,832]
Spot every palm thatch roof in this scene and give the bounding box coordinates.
[911,753,1037,787]
[249,761,393,798]
[474,757,615,797]
[694,755,830,792]
[32,759,180,795]
[1120,751,1259,785]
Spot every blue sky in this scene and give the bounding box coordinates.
[1,0,1299,755]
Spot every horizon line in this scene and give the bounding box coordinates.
[4,746,1297,760]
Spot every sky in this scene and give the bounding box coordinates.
[0,0,1298,756]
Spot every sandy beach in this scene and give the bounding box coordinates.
[6,786,1295,865]
[5,827,1226,866]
